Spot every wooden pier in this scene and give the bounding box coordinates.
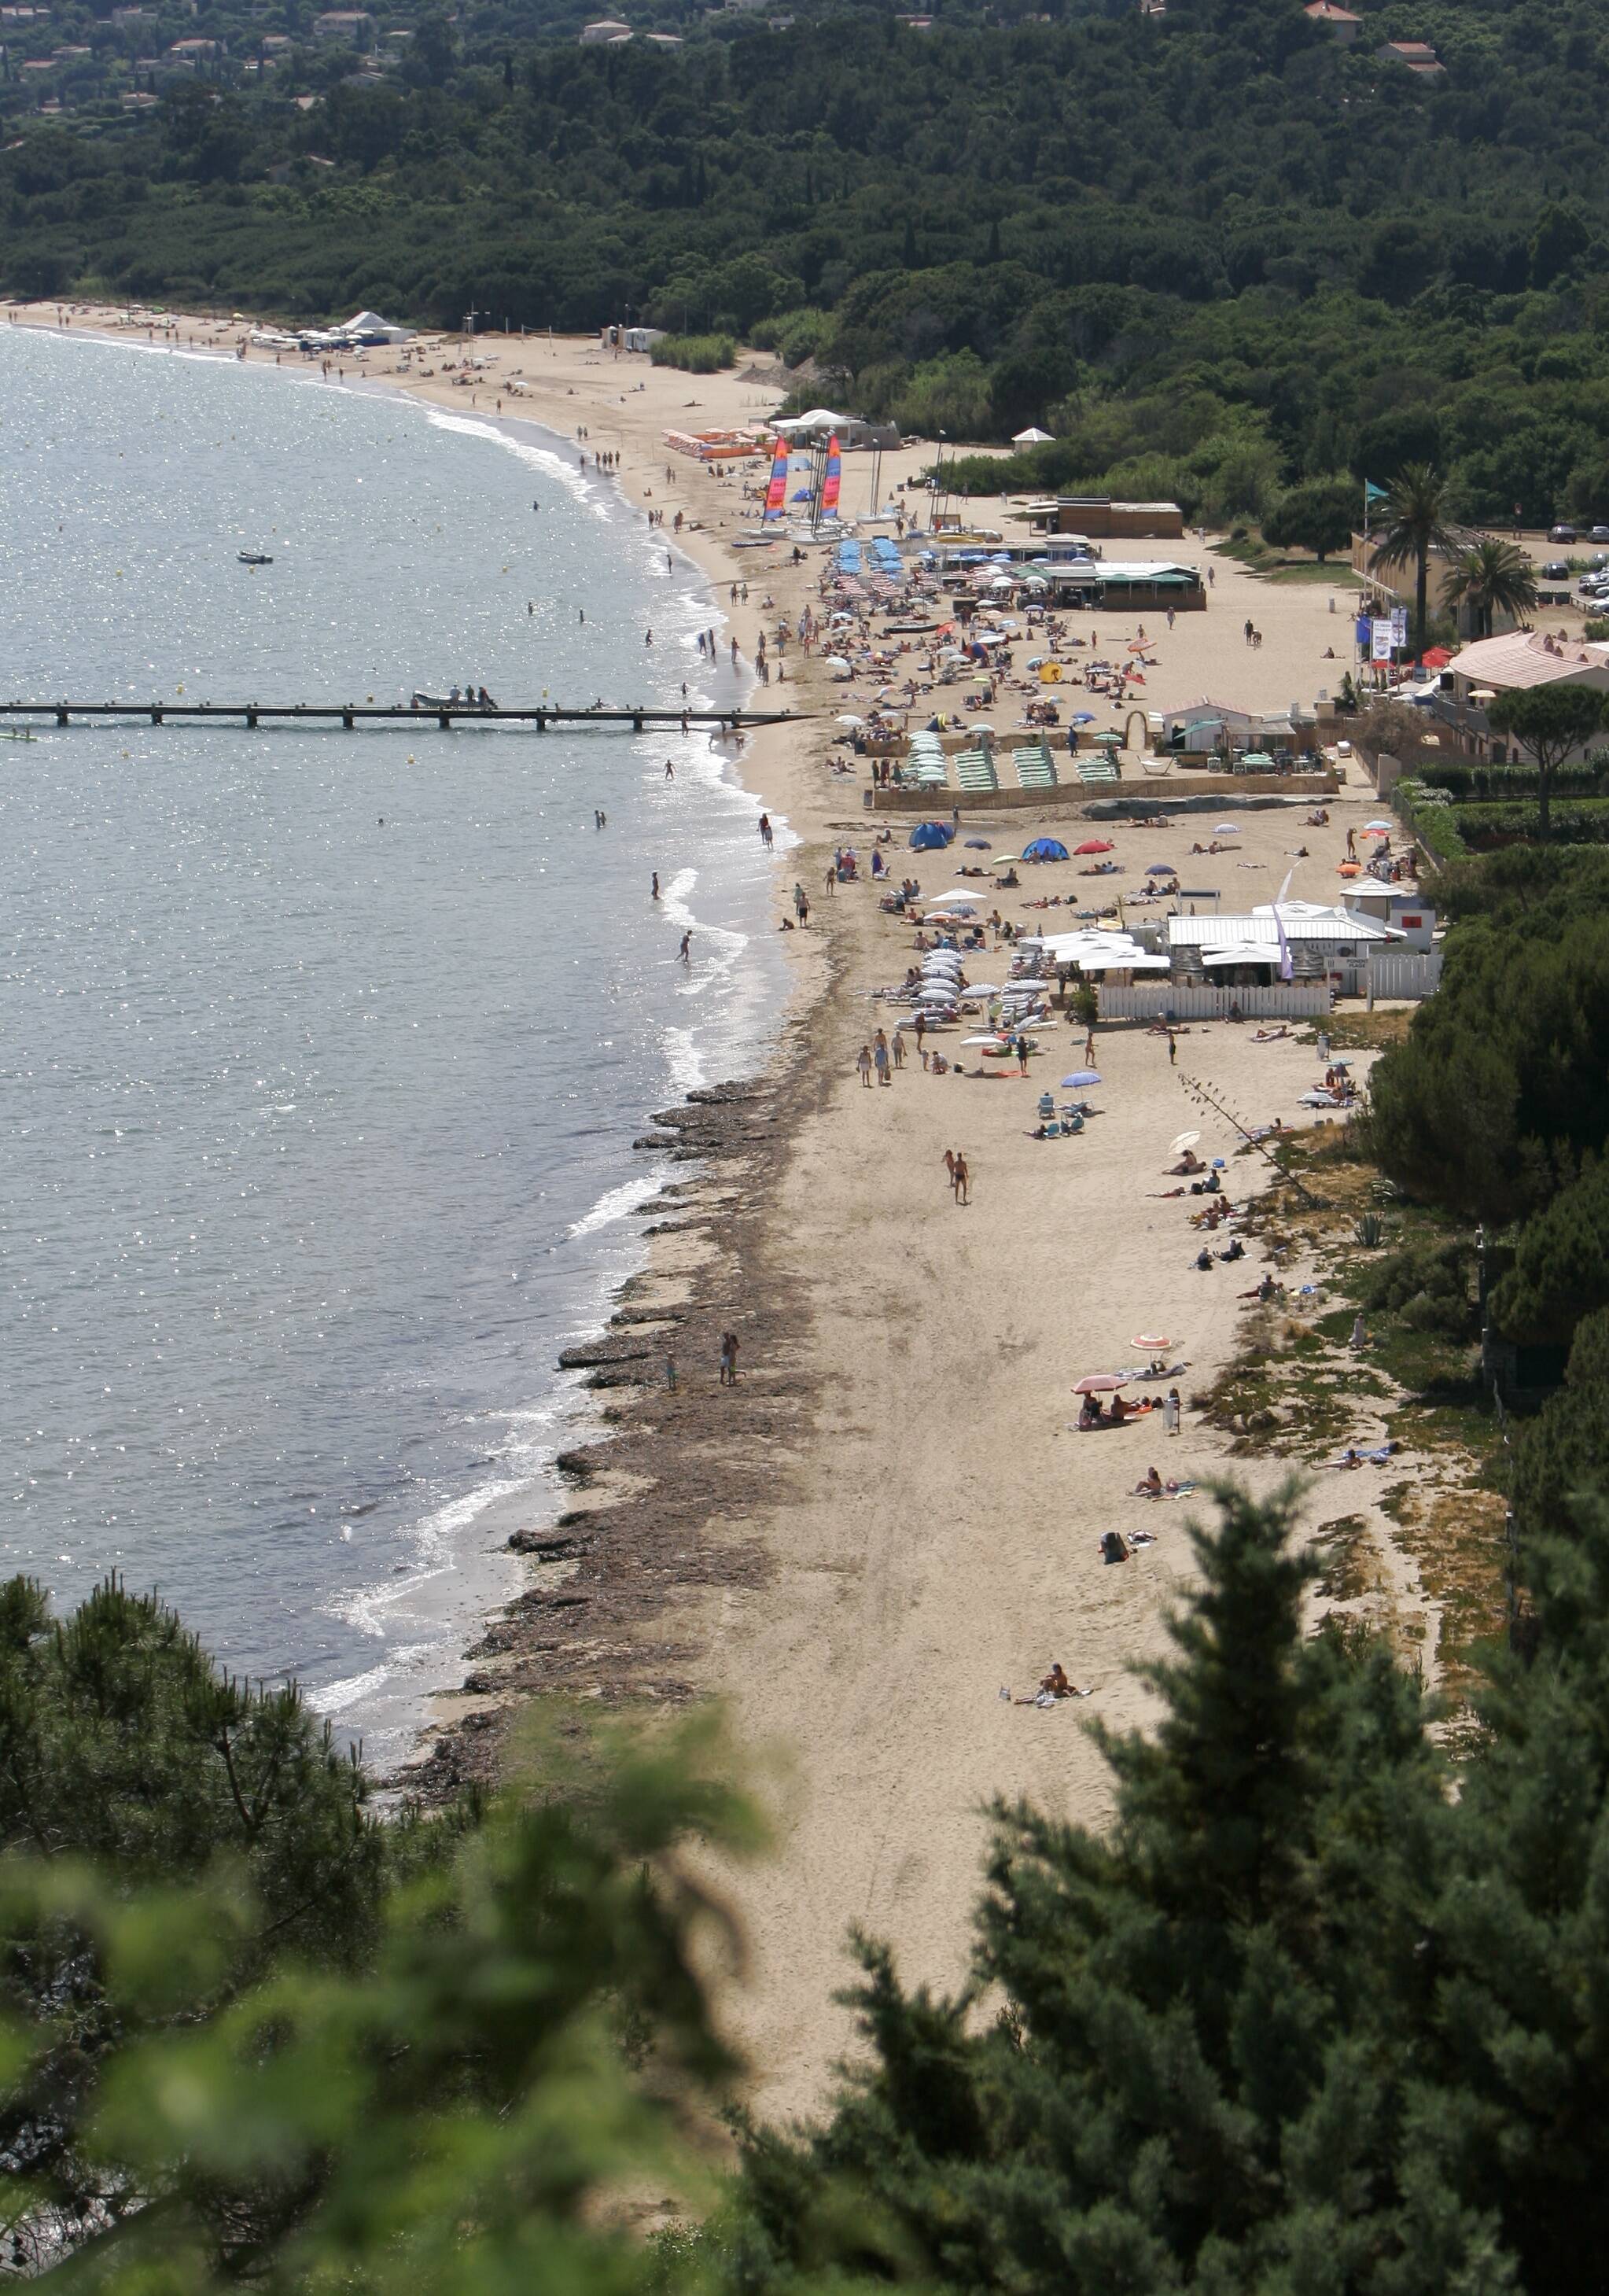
[0,701,803,733]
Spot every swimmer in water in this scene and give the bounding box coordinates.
[651,872,660,900]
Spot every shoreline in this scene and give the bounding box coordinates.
[9,301,1450,2122]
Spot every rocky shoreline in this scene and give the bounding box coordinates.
[400,1067,807,1796]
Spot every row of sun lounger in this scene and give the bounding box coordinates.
[1013,739,1059,791]
[953,746,998,794]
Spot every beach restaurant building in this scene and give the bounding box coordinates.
[1167,902,1403,994]
[1427,630,1609,761]
[1007,496,1186,540]
[1033,560,1206,610]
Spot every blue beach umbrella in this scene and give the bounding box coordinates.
[1062,1070,1102,1089]
[1145,861,1176,874]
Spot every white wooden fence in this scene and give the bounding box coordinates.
[1367,952,1443,1001]
[1097,982,1334,1022]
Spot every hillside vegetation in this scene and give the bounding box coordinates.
[8,0,1609,517]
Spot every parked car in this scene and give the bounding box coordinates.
[1592,526,1609,543]
[1543,560,1571,578]
[1550,522,1579,543]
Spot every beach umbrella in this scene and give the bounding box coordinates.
[1145,862,1176,874]
[1131,1334,1172,1350]
[1213,822,1241,834]
[1365,820,1394,831]
[1071,711,1096,724]
[836,713,866,728]
[1062,1070,1102,1088]
[1072,1373,1129,1394]
[1170,1131,1200,1153]
[1074,839,1115,855]
[1093,731,1121,747]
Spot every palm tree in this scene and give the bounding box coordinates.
[1441,536,1539,639]
[1369,463,1458,660]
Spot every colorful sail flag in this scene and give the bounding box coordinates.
[762,437,788,521]
[821,435,841,518]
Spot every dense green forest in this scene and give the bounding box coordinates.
[9,0,1609,518]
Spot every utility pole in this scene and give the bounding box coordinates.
[1176,1070,1326,1210]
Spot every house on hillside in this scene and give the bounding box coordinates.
[578,17,630,38]
[1377,38,1445,72]
[312,9,371,39]
[1304,0,1360,38]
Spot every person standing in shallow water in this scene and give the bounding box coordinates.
[651,872,660,900]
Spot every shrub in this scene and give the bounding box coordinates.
[650,333,736,374]
[1357,1236,1478,1337]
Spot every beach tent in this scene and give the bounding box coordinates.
[1022,838,1070,862]
[909,822,955,850]
[343,310,414,343]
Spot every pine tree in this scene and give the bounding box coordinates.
[735,1488,1482,2294]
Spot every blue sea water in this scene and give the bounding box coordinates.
[0,326,786,1756]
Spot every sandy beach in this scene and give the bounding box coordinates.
[9,302,1436,2121]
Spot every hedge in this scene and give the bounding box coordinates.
[1394,779,1468,863]
[1454,798,1609,846]
[1419,758,1609,802]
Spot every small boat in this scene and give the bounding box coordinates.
[237,551,273,566]
[0,727,38,743]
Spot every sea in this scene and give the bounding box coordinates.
[0,325,788,1761]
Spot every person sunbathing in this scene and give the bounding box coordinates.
[1252,1025,1289,1041]
[1135,1465,1164,1496]
[1040,1662,1077,1697]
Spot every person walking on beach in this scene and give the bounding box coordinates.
[759,813,774,849]
[1084,1026,1097,1066]
[651,872,661,901]
[1164,1385,1180,1437]
[953,1152,970,1205]
[1015,1032,1029,1076]
[892,1029,905,1071]
[679,931,692,964]
[719,1330,739,1385]
[857,1044,874,1088]
[942,1148,955,1189]
[665,757,675,779]
[874,1030,891,1085]
[915,1012,927,1057]
[1167,1029,1177,1067]
[825,864,836,897]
